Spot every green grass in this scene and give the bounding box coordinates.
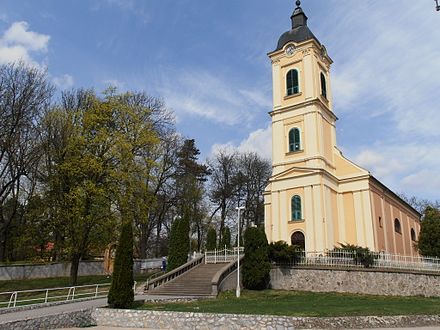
[139,290,440,317]
[0,272,157,292]
[0,272,158,308]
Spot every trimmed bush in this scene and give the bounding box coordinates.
[108,221,134,308]
[242,227,270,290]
[167,214,190,271]
[206,227,217,251]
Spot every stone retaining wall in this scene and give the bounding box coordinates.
[0,309,95,330]
[0,259,161,280]
[271,267,440,297]
[92,308,440,329]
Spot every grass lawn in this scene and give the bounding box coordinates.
[0,272,157,293]
[140,290,440,317]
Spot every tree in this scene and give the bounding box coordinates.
[418,206,440,257]
[108,221,134,309]
[206,227,217,251]
[219,226,231,249]
[174,139,210,252]
[0,62,53,261]
[167,215,190,271]
[208,150,237,243]
[235,152,271,229]
[242,227,270,290]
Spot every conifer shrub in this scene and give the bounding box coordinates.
[242,227,270,290]
[206,227,217,251]
[332,243,377,268]
[167,214,190,271]
[219,226,231,249]
[108,221,134,309]
[268,241,302,265]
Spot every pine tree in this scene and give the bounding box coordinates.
[167,214,190,271]
[242,227,270,290]
[219,226,231,249]
[108,221,134,308]
[206,227,217,251]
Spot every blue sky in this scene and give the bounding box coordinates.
[0,1,439,200]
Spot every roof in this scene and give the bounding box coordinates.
[275,1,321,51]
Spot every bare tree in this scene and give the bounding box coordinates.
[0,62,53,261]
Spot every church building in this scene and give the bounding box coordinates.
[263,1,421,256]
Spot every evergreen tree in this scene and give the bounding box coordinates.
[219,226,231,249]
[206,227,217,251]
[167,214,190,271]
[242,227,270,290]
[418,206,440,257]
[108,221,134,308]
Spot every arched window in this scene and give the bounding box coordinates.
[394,218,401,234]
[291,195,302,220]
[320,72,327,98]
[378,216,383,228]
[291,231,305,249]
[286,69,299,96]
[411,228,416,241]
[289,128,301,152]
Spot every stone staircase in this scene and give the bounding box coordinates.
[149,263,226,296]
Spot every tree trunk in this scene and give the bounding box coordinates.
[70,252,81,286]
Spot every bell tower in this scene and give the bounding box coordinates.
[268,0,337,177]
[264,1,422,256]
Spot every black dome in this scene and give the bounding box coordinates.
[276,26,319,51]
[275,2,320,51]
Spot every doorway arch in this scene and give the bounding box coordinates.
[291,231,305,250]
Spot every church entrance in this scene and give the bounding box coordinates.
[291,231,305,249]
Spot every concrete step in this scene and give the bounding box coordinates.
[149,263,226,296]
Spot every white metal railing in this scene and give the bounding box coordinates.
[279,250,440,273]
[205,247,244,264]
[0,282,113,309]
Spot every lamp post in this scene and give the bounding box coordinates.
[236,206,245,298]
[436,0,440,11]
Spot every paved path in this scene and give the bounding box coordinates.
[59,327,440,330]
[0,294,188,324]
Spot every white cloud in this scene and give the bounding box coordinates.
[352,143,440,199]
[211,124,272,160]
[159,70,271,126]
[328,1,440,136]
[3,21,50,51]
[53,74,74,90]
[0,21,50,67]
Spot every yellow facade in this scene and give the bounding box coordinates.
[264,3,420,255]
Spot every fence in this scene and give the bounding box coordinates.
[0,282,114,309]
[205,247,244,264]
[277,250,440,273]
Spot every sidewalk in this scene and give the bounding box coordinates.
[0,294,186,324]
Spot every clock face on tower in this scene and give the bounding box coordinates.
[285,45,296,56]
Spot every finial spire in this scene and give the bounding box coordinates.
[291,0,307,29]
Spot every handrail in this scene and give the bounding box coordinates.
[146,255,204,291]
[0,283,112,309]
[211,255,244,296]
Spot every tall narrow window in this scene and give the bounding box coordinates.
[286,69,299,96]
[320,72,327,98]
[289,128,301,152]
[394,218,401,234]
[291,195,302,220]
[411,229,416,241]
